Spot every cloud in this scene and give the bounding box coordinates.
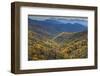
[28,15,88,26]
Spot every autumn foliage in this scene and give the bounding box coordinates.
[28,30,88,60]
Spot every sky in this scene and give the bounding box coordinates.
[28,15,88,26]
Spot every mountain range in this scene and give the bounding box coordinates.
[28,18,87,36]
[28,17,88,60]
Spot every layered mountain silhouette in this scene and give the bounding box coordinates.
[28,17,88,60]
[28,18,87,36]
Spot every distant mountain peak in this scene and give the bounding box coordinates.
[28,18,87,35]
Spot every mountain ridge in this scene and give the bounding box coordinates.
[28,18,87,36]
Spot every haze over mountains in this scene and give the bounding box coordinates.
[28,18,87,36]
[28,16,88,60]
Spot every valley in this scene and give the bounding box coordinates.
[28,17,88,60]
[28,30,87,60]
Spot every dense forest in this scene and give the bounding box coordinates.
[28,30,88,60]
